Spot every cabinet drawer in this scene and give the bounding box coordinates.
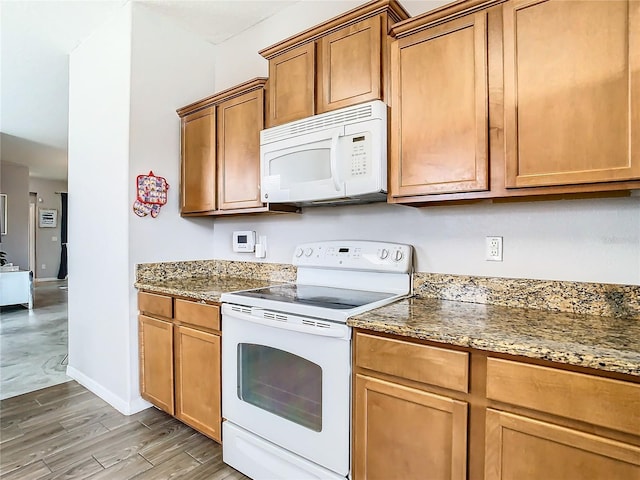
[355,332,469,393]
[174,299,221,331]
[138,291,173,318]
[486,357,640,436]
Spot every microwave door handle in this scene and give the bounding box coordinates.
[330,132,341,191]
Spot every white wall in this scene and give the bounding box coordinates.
[210,197,640,285]
[128,3,218,266]
[126,3,219,408]
[208,1,640,285]
[67,4,135,413]
[67,2,220,414]
[28,178,67,279]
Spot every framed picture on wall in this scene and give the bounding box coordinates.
[39,208,57,228]
[0,194,6,235]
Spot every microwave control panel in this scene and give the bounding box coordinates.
[344,133,372,179]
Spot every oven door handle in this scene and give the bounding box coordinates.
[227,310,348,338]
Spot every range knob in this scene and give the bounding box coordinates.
[379,248,389,260]
[393,250,404,262]
[304,248,314,257]
[295,248,304,258]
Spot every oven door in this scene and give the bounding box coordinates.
[221,304,351,476]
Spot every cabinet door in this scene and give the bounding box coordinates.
[181,107,216,213]
[317,16,382,114]
[354,374,467,480]
[504,0,640,187]
[485,409,640,480]
[266,43,315,127]
[139,315,174,415]
[389,12,489,198]
[217,89,264,211]
[174,325,221,442]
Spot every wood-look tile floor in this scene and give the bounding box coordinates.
[0,381,251,480]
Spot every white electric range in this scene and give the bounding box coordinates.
[220,240,413,480]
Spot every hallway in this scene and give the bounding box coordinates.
[0,280,70,399]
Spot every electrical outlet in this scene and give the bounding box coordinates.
[42,264,46,270]
[485,236,503,261]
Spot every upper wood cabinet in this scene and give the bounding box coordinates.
[260,0,409,128]
[180,106,216,214]
[388,0,640,205]
[389,11,489,197]
[267,43,316,127]
[177,78,298,217]
[217,87,264,211]
[503,0,640,188]
[317,16,383,113]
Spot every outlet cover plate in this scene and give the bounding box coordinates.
[486,236,503,261]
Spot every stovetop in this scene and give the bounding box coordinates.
[220,240,414,322]
[227,283,397,311]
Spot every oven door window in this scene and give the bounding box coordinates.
[238,343,322,432]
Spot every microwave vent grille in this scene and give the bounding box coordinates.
[262,103,375,143]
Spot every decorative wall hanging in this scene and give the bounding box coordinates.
[39,208,58,227]
[133,171,169,218]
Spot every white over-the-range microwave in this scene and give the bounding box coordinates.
[260,100,387,206]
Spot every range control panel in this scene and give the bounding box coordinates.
[293,241,413,273]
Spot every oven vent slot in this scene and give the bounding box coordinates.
[302,319,331,329]
[264,312,287,322]
[230,305,252,315]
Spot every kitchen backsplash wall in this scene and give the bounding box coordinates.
[413,273,640,319]
[208,196,640,286]
[136,259,295,283]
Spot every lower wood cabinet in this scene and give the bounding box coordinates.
[138,292,222,442]
[485,409,640,480]
[354,374,467,480]
[139,314,174,415]
[353,331,469,480]
[353,329,640,480]
[174,325,221,441]
[484,357,640,480]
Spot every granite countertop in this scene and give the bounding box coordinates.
[135,275,281,302]
[134,264,640,378]
[348,296,640,377]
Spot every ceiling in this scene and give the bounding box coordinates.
[0,0,298,181]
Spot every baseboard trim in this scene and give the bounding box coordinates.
[66,366,152,415]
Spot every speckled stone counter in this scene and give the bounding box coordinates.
[135,275,280,303]
[135,259,639,376]
[348,297,640,377]
[134,259,296,302]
